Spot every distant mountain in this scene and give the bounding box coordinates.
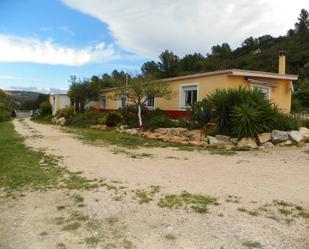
[4,91,46,104]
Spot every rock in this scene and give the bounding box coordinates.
[146,132,159,140]
[237,137,257,149]
[51,117,57,124]
[154,128,167,135]
[56,117,65,126]
[215,135,231,142]
[125,129,138,135]
[299,127,309,140]
[168,136,184,143]
[119,125,128,130]
[257,133,271,144]
[261,142,274,148]
[207,135,234,147]
[230,138,238,145]
[271,130,288,144]
[276,140,293,146]
[288,131,304,144]
[207,136,220,145]
[186,130,201,141]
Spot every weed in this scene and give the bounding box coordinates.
[158,191,217,213]
[70,211,89,221]
[73,194,84,203]
[39,231,48,236]
[207,147,236,156]
[56,243,67,249]
[105,216,119,225]
[165,234,176,240]
[85,236,100,246]
[62,222,81,231]
[242,241,262,248]
[57,205,66,211]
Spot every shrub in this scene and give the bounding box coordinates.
[301,119,309,128]
[105,111,123,127]
[120,105,153,128]
[273,113,300,131]
[39,101,52,116]
[0,108,11,122]
[189,100,212,128]
[56,107,74,119]
[68,111,107,128]
[143,108,175,130]
[230,103,266,138]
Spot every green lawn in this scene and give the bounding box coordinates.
[0,121,63,191]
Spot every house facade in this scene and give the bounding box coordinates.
[49,94,71,115]
[94,53,298,118]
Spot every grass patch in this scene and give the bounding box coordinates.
[61,222,81,231]
[207,147,236,156]
[303,149,309,154]
[158,191,217,213]
[242,241,262,248]
[237,207,259,216]
[56,243,67,249]
[0,121,63,191]
[84,236,100,246]
[135,185,160,204]
[165,234,176,240]
[39,231,48,236]
[73,194,84,203]
[63,174,98,190]
[112,148,153,159]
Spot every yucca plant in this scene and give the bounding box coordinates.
[230,104,266,138]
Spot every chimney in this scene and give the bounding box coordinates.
[278,51,286,74]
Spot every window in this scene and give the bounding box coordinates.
[99,96,106,109]
[119,95,127,109]
[145,95,155,109]
[251,84,270,100]
[180,84,198,108]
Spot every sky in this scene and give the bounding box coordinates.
[0,0,308,93]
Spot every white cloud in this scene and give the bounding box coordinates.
[59,26,75,36]
[0,34,116,66]
[0,75,23,80]
[62,0,308,57]
[41,26,53,33]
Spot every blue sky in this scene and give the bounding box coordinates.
[0,0,307,93]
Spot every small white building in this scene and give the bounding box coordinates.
[49,94,71,115]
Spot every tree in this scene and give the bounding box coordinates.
[295,9,309,36]
[114,76,172,127]
[141,61,160,77]
[67,76,101,112]
[158,50,180,78]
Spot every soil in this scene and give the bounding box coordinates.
[0,118,308,249]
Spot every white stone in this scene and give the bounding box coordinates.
[262,142,274,148]
[288,131,304,144]
[257,133,271,144]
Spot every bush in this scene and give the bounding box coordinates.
[56,107,74,119]
[273,113,300,131]
[105,111,123,127]
[301,119,309,128]
[39,101,52,116]
[0,108,11,122]
[189,100,212,128]
[145,109,175,130]
[120,105,152,128]
[191,87,298,138]
[68,111,107,128]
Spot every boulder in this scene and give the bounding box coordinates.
[257,133,271,144]
[145,132,159,140]
[207,136,234,147]
[276,140,293,146]
[271,130,289,144]
[125,129,138,135]
[288,131,304,144]
[215,135,231,142]
[186,130,201,141]
[299,127,309,140]
[168,136,184,143]
[51,117,57,124]
[237,137,257,149]
[230,138,238,145]
[261,142,274,148]
[56,117,65,126]
[188,141,205,146]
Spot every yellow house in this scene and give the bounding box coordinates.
[94,52,298,119]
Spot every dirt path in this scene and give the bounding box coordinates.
[1,118,308,249]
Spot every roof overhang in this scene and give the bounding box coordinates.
[246,78,280,88]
